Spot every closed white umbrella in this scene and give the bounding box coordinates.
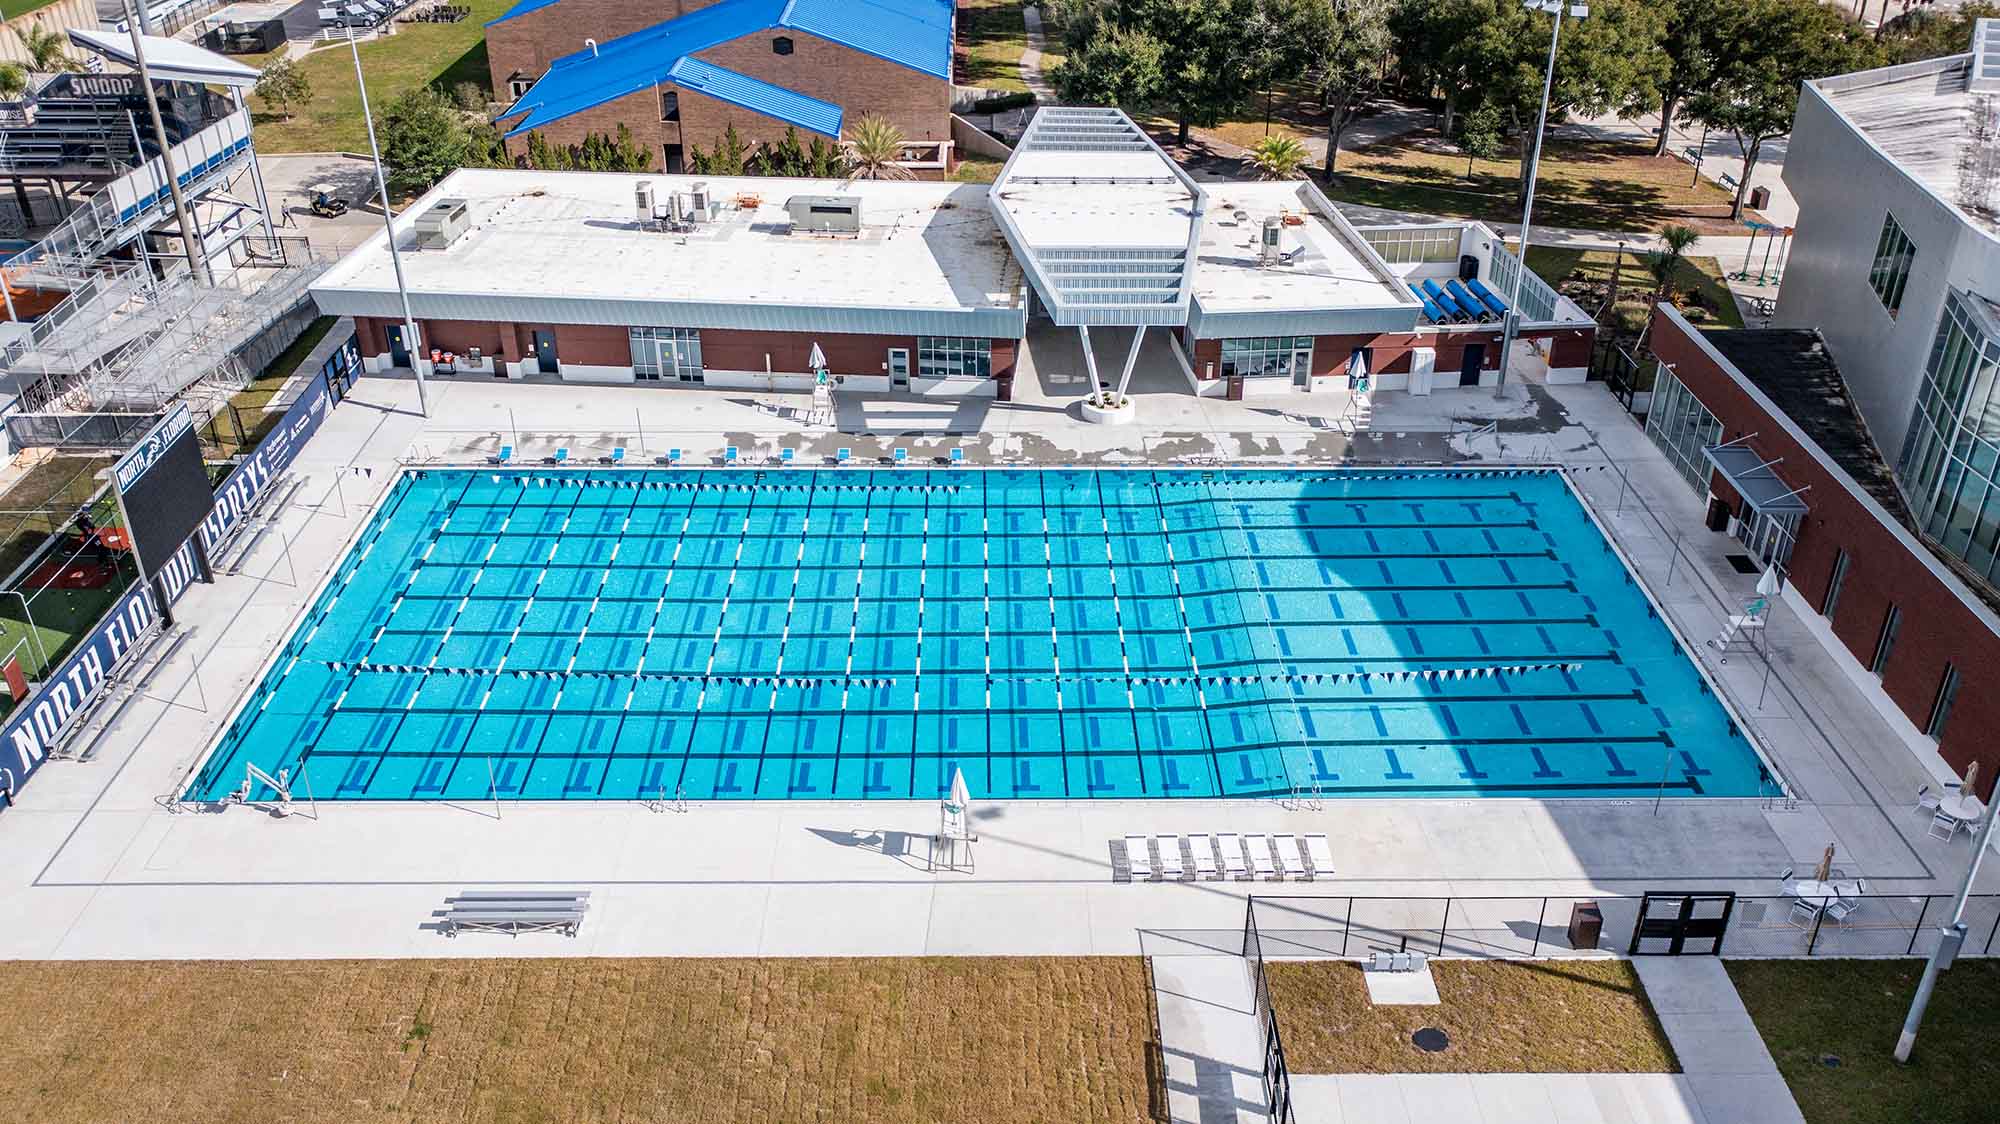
[949,767,971,811]
[1756,566,1783,597]
[1814,842,1835,884]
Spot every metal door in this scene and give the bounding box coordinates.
[1459,342,1485,387]
[534,330,559,374]
[384,323,411,368]
[888,347,910,387]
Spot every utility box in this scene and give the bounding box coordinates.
[1568,900,1604,950]
[413,198,471,249]
[787,195,862,233]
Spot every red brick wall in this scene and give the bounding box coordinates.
[488,0,719,93]
[1650,307,2000,797]
[694,30,949,143]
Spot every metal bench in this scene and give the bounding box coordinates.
[441,890,590,937]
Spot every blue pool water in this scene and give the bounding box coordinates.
[187,468,1771,802]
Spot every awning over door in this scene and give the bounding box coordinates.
[1702,445,1809,513]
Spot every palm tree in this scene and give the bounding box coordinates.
[845,116,914,181]
[1247,135,1309,180]
[1648,224,1701,303]
[0,63,26,102]
[17,22,73,73]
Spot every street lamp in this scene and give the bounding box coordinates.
[1495,0,1586,400]
[349,29,430,417]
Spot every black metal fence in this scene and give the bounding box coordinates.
[1241,903,1296,1124]
[1244,892,2000,962]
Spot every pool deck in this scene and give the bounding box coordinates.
[1,343,1992,961]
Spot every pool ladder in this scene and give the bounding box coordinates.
[645,784,689,814]
[1281,769,1324,812]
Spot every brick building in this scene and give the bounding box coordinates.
[1645,304,1998,798]
[309,168,1026,395]
[490,0,954,175]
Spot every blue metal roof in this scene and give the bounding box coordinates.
[486,0,561,27]
[496,0,950,136]
[667,56,842,137]
[778,0,954,79]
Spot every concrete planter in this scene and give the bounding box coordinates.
[1080,393,1135,425]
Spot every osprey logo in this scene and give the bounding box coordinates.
[114,402,195,494]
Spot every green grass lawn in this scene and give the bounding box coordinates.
[1527,246,1743,339]
[956,0,1030,93]
[0,0,62,18]
[1729,959,2000,1124]
[206,316,338,459]
[250,5,507,153]
[950,155,1004,184]
[1332,133,1750,236]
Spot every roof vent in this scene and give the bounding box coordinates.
[413,197,470,249]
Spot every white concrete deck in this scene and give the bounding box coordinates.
[1,347,1992,961]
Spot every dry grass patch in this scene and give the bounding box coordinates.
[0,957,1159,1124]
[1267,959,1678,1074]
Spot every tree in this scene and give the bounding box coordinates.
[1638,0,1729,157]
[1242,0,1317,135]
[846,115,914,180]
[1394,0,1668,204]
[1880,3,2000,64]
[1247,134,1310,178]
[378,86,471,194]
[1052,0,1261,145]
[0,63,26,101]
[1458,104,1503,178]
[524,125,654,171]
[689,125,751,175]
[1304,0,1393,174]
[254,59,311,122]
[1684,0,1877,219]
[1647,223,1700,301]
[15,21,72,72]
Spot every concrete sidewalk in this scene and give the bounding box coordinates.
[1633,958,1806,1124]
[1154,956,1272,1123]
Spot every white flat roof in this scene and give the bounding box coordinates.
[311,168,1025,336]
[1813,52,1999,236]
[1193,182,1413,313]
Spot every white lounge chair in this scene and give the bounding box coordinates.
[1218,833,1249,880]
[1157,834,1185,880]
[1274,834,1307,880]
[1245,833,1278,880]
[1188,833,1219,880]
[1125,835,1154,881]
[1304,833,1333,877]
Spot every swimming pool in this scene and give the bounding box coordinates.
[186,468,1771,802]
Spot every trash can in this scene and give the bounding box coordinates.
[1748,185,1770,211]
[1568,900,1604,950]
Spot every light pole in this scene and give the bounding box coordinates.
[1495,0,1587,400]
[120,0,209,285]
[1895,791,1997,1063]
[349,30,429,417]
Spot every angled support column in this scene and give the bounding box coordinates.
[1114,324,1147,401]
[1076,325,1100,393]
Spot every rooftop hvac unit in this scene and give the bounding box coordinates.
[787,194,862,234]
[1258,215,1283,264]
[413,197,471,249]
[635,181,654,223]
[689,181,712,220]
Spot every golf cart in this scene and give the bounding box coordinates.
[309,184,349,218]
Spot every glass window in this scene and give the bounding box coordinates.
[1643,363,1723,497]
[1220,336,1314,379]
[1926,663,1960,740]
[660,90,679,121]
[1868,213,1916,317]
[917,337,991,379]
[629,326,702,382]
[1871,603,1901,675]
[773,36,793,55]
[1898,290,2000,583]
[1822,549,1850,620]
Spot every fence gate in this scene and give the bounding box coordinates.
[1629,891,1735,955]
